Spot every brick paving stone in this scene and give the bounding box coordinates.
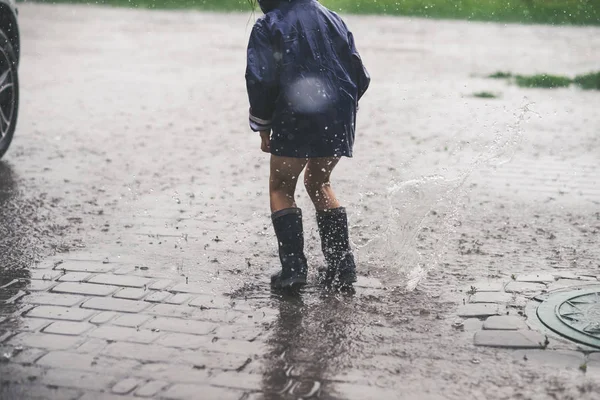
[113,266,137,275]
[165,293,194,305]
[231,300,255,312]
[42,368,117,392]
[162,383,244,400]
[504,281,546,294]
[474,330,547,349]
[58,272,93,282]
[213,325,262,341]
[37,351,101,370]
[21,318,53,332]
[89,326,162,344]
[76,338,108,354]
[189,295,231,309]
[462,318,483,332]
[516,273,555,284]
[111,314,151,328]
[52,282,119,296]
[181,351,251,371]
[82,297,150,313]
[44,321,94,336]
[552,272,597,281]
[103,342,248,372]
[467,281,504,292]
[105,342,177,363]
[27,293,85,307]
[469,292,513,303]
[90,311,118,324]
[55,261,115,273]
[457,303,500,318]
[28,280,58,291]
[31,259,61,269]
[149,280,174,291]
[194,308,243,324]
[145,291,171,303]
[30,269,63,281]
[155,333,211,349]
[209,371,262,391]
[37,351,140,374]
[147,304,196,319]
[170,283,209,295]
[8,332,82,350]
[135,380,169,397]
[79,393,138,400]
[112,377,144,395]
[113,288,149,300]
[27,305,96,322]
[483,316,529,331]
[205,339,268,356]
[546,279,598,292]
[144,317,216,335]
[137,363,210,384]
[512,349,585,369]
[89,274,153,288]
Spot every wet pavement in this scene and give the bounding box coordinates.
[1,3,600,399]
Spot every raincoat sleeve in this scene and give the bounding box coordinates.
[348,31,370,102]
[246,22,279,132]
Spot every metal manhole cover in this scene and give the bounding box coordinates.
[537,286,600,349]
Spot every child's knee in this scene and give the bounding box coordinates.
[304,178,327,198]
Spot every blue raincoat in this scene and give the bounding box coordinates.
[246,0,370,158]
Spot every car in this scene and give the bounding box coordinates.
[0,0,18,160]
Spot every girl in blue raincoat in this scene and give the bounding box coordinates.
[246,0,370,290]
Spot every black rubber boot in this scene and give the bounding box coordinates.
[270,208,308,290]
[316,207,357,288]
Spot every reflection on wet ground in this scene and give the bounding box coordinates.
[229,283,454,399]
[261,291,349,399]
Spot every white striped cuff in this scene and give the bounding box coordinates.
[249,110,272,132]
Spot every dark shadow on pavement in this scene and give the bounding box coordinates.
[0,161,30,320]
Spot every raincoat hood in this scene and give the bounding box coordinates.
[258,0,308,13]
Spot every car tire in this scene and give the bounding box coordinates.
[0,28,18,160]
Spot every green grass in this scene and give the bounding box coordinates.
[30,0,600,25]
[472,91,498,98]
[487,70,600,90]
[573,71,600,90]
[488,71,512,79]
[515,74,573,88]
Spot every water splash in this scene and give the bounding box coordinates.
[355,100,535,290]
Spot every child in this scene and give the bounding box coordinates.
[246,0,370,290]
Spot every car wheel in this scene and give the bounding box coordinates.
[0,29,18,160]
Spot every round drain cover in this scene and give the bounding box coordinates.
[537,286,600,349]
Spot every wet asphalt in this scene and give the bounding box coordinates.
[1,3,600,399]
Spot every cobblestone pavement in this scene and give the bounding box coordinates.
[1,4,600,400]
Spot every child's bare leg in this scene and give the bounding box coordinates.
[305,157,356,287]
[303,157,341,210]
[270,155,308,213]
